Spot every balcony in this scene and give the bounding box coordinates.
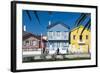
[48,36,69,41]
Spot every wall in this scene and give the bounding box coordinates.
[0,0,99,73]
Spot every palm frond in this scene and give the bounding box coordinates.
[80,19,91,35]
[34,11,41,25]
[76,13,87,33]
[75,13,87,26]
[26,10,31,21]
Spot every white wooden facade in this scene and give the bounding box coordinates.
[47,23,70,54]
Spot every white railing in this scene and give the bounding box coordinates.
[48,36,68,40]
[22,48,42,51]
[23,50,42,56]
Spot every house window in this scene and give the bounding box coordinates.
[52,43,54,47]
[66,43,69,46]
[57,42,60,47]
[86,35,88,40]
[49,42,53,48]
[80,35,82,41]
[57,31,60,36]
[73,35,76,40]
[63,42,65,47]
[63,42,68,47]
[64,31,68,39]
[26,40,29,43]
[30,40,33,46]
[49,31,53,39]
[23,41,26,46]
[26,40,29,46]
[53,32,55,36]
[54,43,57,47]
[32,40,38,46]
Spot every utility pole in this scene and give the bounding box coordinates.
[40,33,43,54]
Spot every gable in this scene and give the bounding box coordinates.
[48,24,69,32]
[24,36,40,41]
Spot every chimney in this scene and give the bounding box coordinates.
[24,25,26,31]
[49,21,51,26]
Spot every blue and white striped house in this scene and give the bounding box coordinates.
[47,21,70,54]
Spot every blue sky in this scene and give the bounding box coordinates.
[22,10,90,35]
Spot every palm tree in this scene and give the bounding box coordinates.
[74,13,91,44]
[79,17,91,53]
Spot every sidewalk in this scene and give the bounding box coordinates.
[23,53,91,62]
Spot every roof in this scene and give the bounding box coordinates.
[23,31,39,40]
[23,31,47,42]
[47,22,70,29]
[23,31,31,36]
[71,25,90,32]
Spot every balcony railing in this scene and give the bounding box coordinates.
[22,48,42,51]
[48,36,69,40]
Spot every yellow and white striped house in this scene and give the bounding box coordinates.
[70,25,91,54]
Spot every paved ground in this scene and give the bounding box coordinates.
[23,53,91,62]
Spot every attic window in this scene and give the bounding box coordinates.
[80,35,82,41]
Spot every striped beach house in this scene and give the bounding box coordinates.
[47,21,70,54]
